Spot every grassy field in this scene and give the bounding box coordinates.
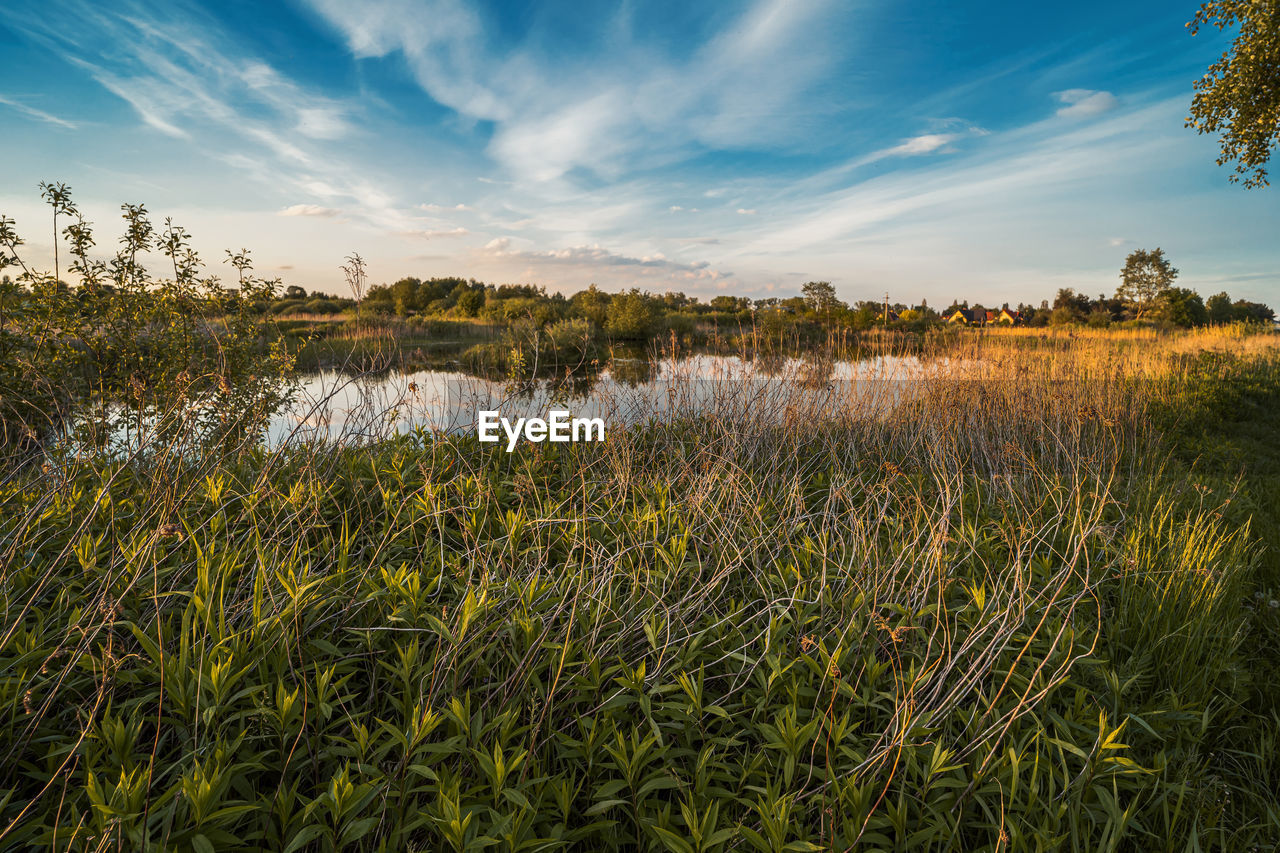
[1,328,1278,850]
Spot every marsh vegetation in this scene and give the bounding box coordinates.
[2,191,1280,850]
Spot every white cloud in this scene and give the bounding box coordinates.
[279,203,341,217]
[885,133,955,156]
[737,208,757,215]
[5,1,414,230]
[418,202,473,212]
[710,94,1201,305]
[295,107,351,140]
[401,226,469,238]
[810,126,987,180]
[478,240,732,283]
[1054,89,1118,119]
[0,95,79,129]
[304,0,844,183]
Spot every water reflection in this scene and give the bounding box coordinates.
[272,352,951,446]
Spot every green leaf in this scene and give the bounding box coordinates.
[283,824,327,853]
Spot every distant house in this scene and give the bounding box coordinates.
[947,307,1023,326]
[946,308,986,325]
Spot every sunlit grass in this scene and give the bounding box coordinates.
[1,330,1278,850]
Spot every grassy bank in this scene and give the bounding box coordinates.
[1,332,1278,850]
[282,317,505,373]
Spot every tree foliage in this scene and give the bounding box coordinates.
[604,288,658,340]
[1188,0,1280,188]
[800,281,840,316]
[1117,249,1179,318]
[1160,286,1210,327]
[0,184,294,453]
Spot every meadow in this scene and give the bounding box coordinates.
[2,323,1279,851]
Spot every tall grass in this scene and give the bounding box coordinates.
[0,331,1277,850]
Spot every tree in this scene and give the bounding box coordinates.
[801,281,841,323]
[1187,1,1280,188]
[38,181,75,284]
[709,295,747,313]
[605,289,658,340]
[391,277,422,313]
[1050,306,1081,326]
[1086,304,1113,327]
[1206,290,1235,323]
[570,284,610,327]
[1159,287,1208,327]
[1050,288,1089,324]
[1233,298,1276,322]
[453,283,484,317]
[850,306,877,329]
[1117,249,1178,319]
[284,285,307,300]
[662,291,692,309]
[1053,288,1092,314]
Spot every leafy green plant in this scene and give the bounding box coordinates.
[0,184,294,455]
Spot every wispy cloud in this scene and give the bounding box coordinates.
[1054,89,1118,119]
[417,203,473,212]
[0,95,79,129]
[478,238,733,285]
[401,227,469,239]
[305,0,845,183]
[5,0,409,229]
[279,204,341,217]
[757,100,1177,254]
[884,133,956,156]
[841,126,988,171]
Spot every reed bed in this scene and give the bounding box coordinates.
[0,331,1277,851]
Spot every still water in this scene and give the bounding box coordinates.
[270,353,954,445]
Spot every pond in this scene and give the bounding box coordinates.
[271,352,960,446]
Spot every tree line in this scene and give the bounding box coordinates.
[262,247,1274,344]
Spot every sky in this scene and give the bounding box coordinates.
[1,0,1277,307]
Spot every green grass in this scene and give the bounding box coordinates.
[1148,352,1280,713]
[1,349,1278,850]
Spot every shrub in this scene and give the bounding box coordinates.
[0,184,294,454]
[605,288,658,340]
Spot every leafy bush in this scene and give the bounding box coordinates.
[605,289,659,341]
[543,316,600,361]
[0,184,294,454]
[304,297,342,314]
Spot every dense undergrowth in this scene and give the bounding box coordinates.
[1,335,1278,851]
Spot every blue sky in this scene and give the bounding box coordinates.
[2,0,1277,305]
